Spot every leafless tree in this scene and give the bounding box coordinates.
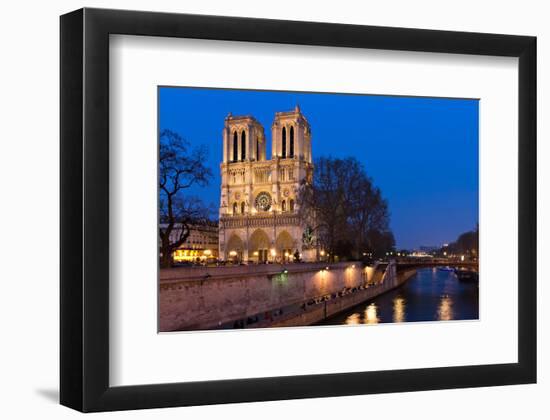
[446,224,479,259]
[297,156,393,261]
[159,129,212,268]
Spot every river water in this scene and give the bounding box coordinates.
[319,267,479,325]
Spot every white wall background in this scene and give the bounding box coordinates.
[0,0,547,419]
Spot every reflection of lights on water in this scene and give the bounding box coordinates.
[345,313,360,325]
[437,295,454,321]
[393,297,406,323]
[364,303,380,324]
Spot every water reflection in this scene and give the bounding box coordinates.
[320,268,478,326]
[437,295,454,321]
[393,297,406,323]
[345,313,360,325]
[364,303,380,324]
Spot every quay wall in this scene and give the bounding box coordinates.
[159,262,413,331]
[272,269,417,327]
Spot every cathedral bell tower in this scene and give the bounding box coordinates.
[222,113,266,164]
[271,105,312,163]
[270,105,313,215]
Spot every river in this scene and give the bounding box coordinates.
[319,267,479,325]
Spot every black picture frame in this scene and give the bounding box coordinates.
[60,7,537,412]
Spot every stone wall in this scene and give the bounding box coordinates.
[160,262,377,331]
[271,269,417,327]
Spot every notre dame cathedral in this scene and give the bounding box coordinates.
[218,105,315,263]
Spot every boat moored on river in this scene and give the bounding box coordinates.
[453,267,479,282]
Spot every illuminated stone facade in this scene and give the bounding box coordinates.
[218,106,314,262]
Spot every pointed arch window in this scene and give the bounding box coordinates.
[241,202,245,214]
[289,199,295,212]
[241,130,246,160]
[289,126,294,158]
[232,202,238,214]
[232,131,238,162]
[281,200,286,212]
[282,127,287,158]
[256,137,260,161]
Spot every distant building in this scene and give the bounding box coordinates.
[419,245,440,253]
[218,106,314,263]
[161,223,219,262]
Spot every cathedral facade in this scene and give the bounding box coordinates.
[218,106,314,263]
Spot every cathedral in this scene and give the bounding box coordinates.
[218,106,314,263]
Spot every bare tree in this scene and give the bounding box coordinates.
[159,129,212,268]
[349,176,393,257]
[298,156,393,261]
[446,224,479,259]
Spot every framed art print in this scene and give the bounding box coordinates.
[60,8,536,412]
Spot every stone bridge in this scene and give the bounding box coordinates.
[394,259,478,272]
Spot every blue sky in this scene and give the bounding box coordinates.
[159,87,479,250]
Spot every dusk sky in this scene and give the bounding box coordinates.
[159,87,479,250]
